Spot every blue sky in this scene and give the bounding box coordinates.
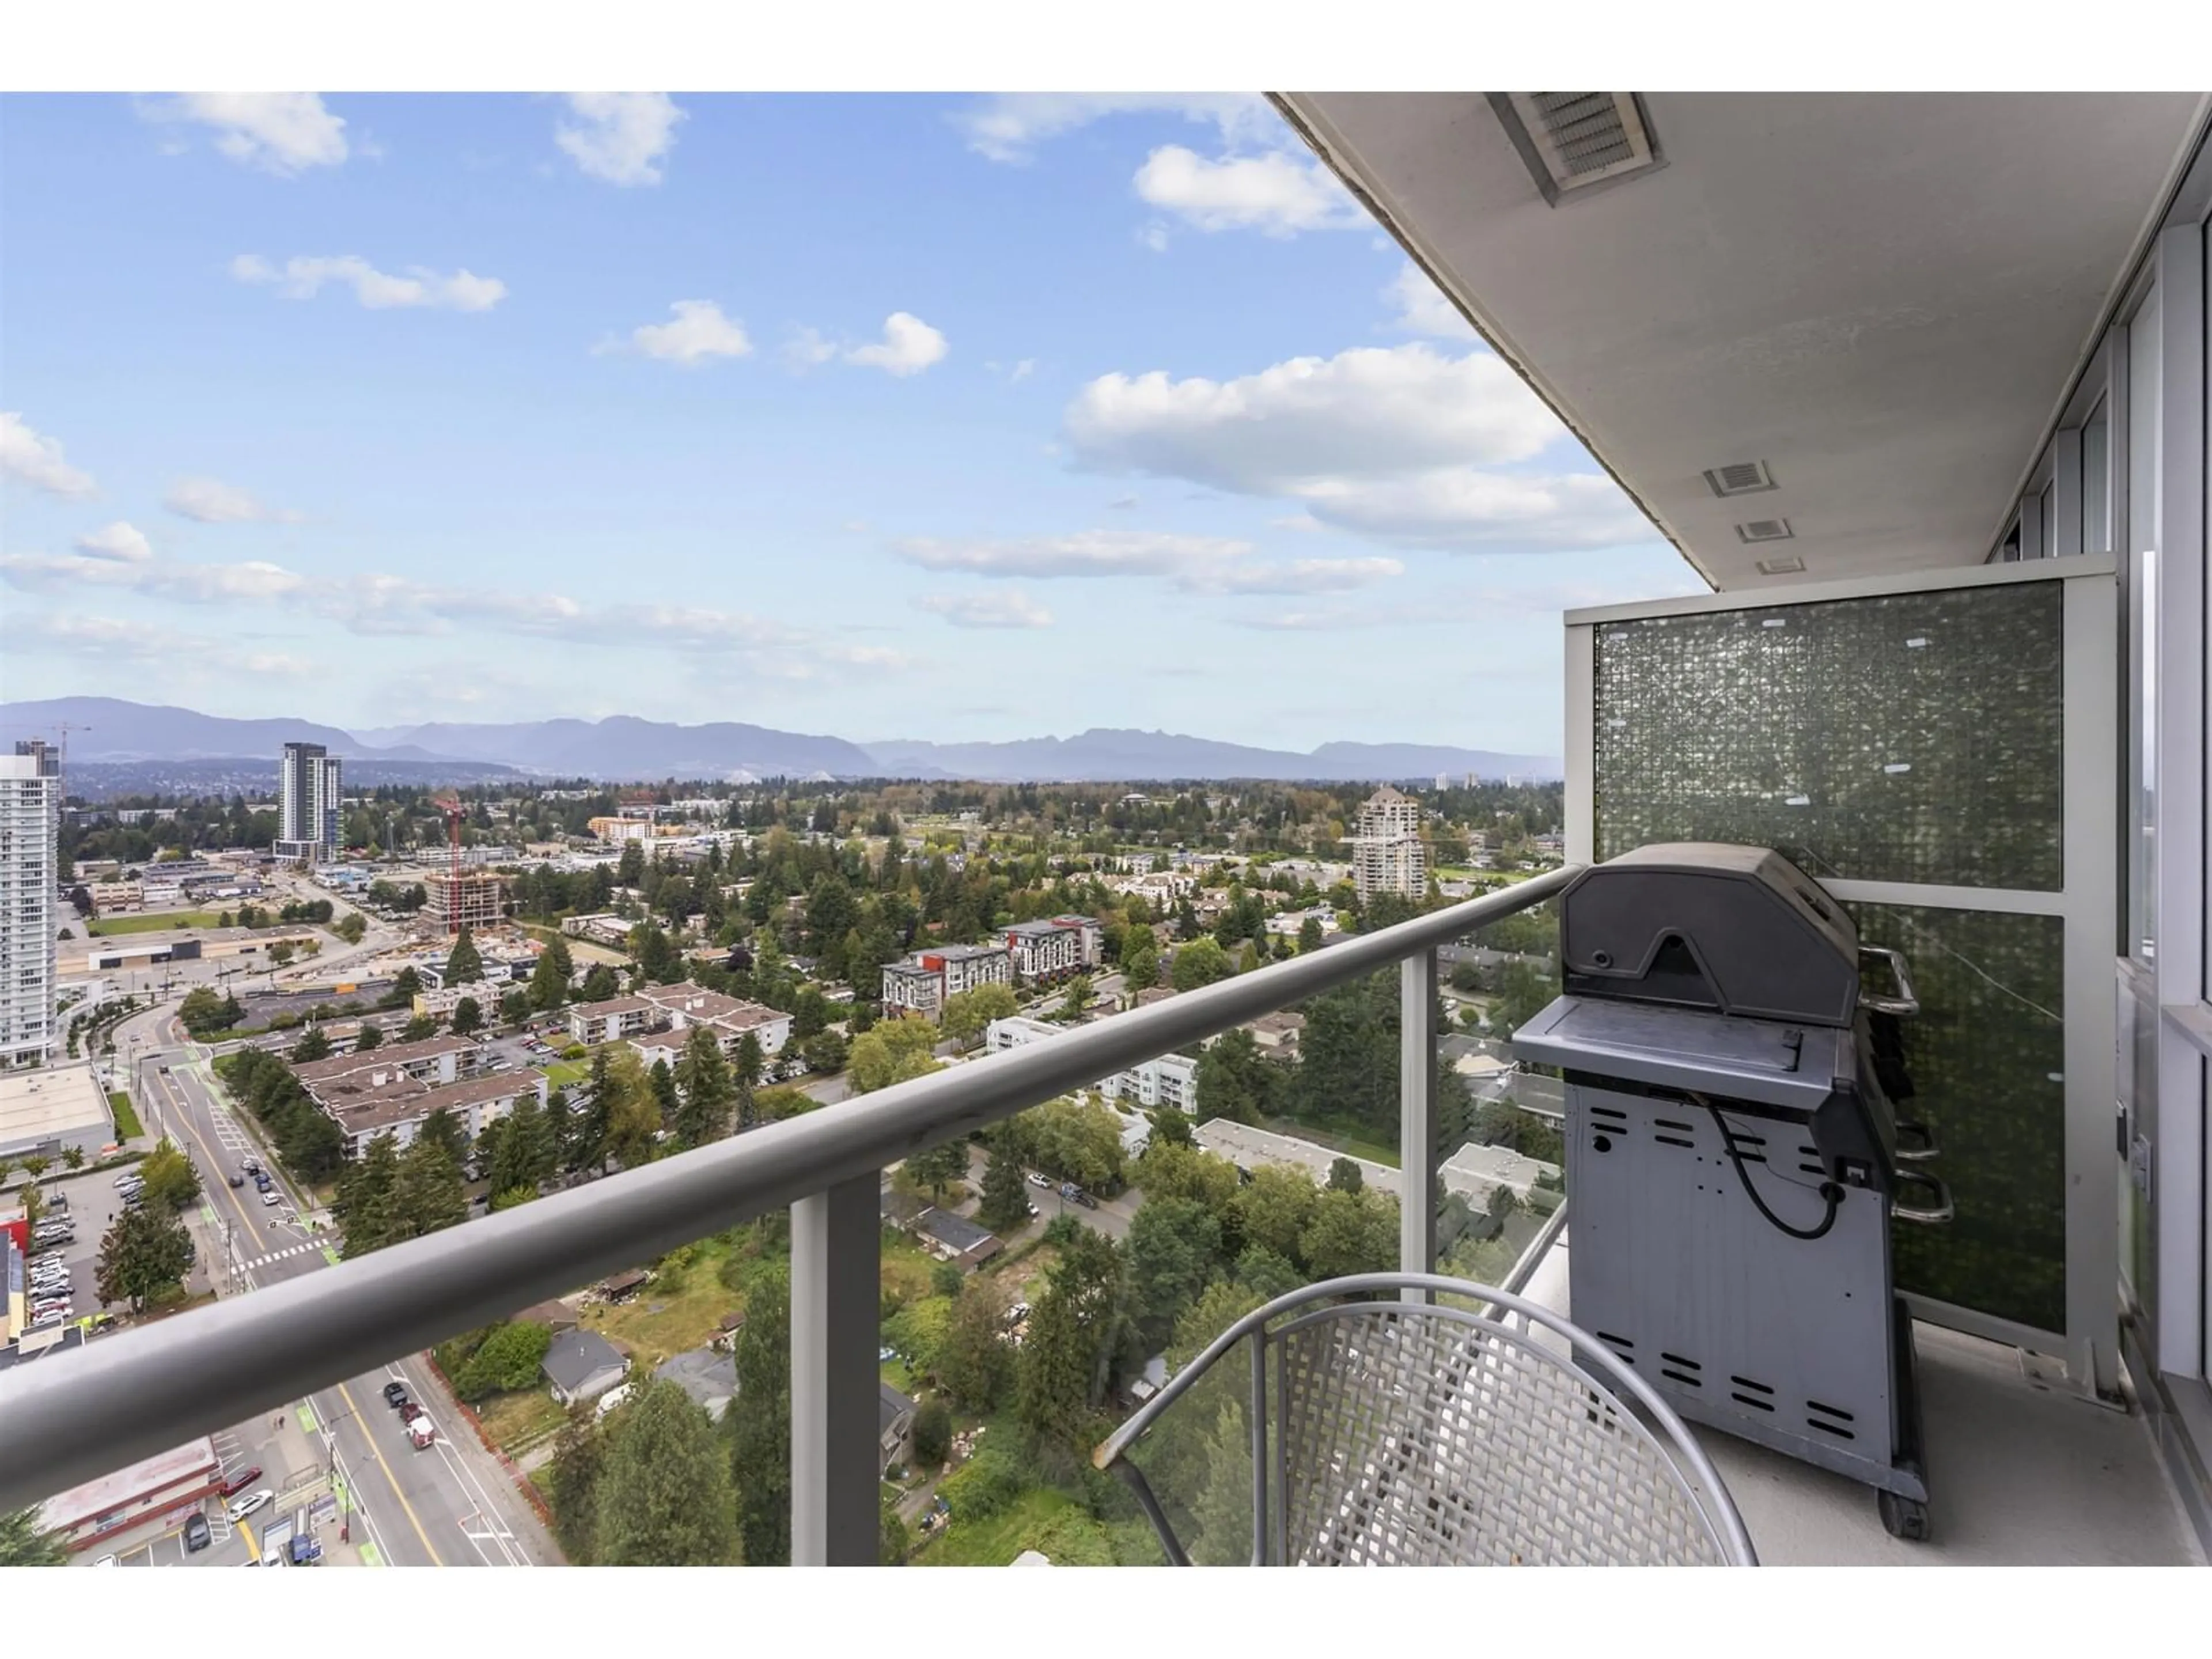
[0,92,1701,754]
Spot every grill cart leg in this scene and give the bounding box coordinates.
[1878,1295,1931,1541]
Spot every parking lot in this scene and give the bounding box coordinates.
[25,1167,145,1330]
[88,1419,330,1569]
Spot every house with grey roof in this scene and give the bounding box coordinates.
[914,1206,1002,1269]
[880,1380,915,1473]
[542,1327,630,1406]
[655,1348,739,1422]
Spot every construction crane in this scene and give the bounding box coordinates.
[0,719,90,766]
[430,794,465,934]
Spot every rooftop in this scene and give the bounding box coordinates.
[293,1034,475,1085]
[0,1063,113,1156]
[36,1436,214,1532]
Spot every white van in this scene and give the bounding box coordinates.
[594,1383,634,1419]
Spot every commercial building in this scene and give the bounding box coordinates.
[425,870,505,935]
[0,1063,116,1165]
[1,742,60,1066]
[1349,785,1426,905]
[273,741,343,863]
[880,942,1014,1020]
[36,1436,222,1552]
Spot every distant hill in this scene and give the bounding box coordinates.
[859,728,1560,783]
[3,698,1559,786]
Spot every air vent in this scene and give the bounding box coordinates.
[1756,554,1806,575]
[1736,519,1794,544]
[1704,460,1777,498]
[1488,93,1665,207]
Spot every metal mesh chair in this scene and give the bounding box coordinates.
[1093,1273,1757,1566]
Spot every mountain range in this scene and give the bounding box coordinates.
[2,698,1560,785]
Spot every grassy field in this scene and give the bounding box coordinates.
[477,1388,567,1454]
[1262,1114,1400,1169]
[541,1060,589,1088]
[578,1243,748,1372]
[89,910,225,935]
[108,1089,145,1140]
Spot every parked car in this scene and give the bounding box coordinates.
[1027,1172,1052,1188]
[112,1172,139,1188]
[260,1190,281,1206]
[92,1554,118,1568]
[400,1400,425,1425]
[382,1381,409,1408]
[219,1465,263,1498]
[183,1513,210,1553]
[228,1174,244,1188]
[224,1488,274,1523]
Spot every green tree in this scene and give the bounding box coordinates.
[95,1203,194,1312]
[400,1013,438,1043]
[911,1398,953,1467]
[1297,915,1324,955]
[1171,935,1233,991]
[732,1032,765,1130]
[1232,1166,1320,1263]
[975,1134,1033,1233]
[418,1105,468,1167]
[379,965,422,1010]
[0,1507,69,1567]
[492,1096,556,1198]
[1290,969,1400,1135]
[728,1260,792,1566]
[499,987,532,1027]
[904,1137,968,1200]
[450,996,483,1036]
[528,946,570,1012]
[1058,972,1093,1022]
[453,1321,555,1401]
[334,911,367,944]
[940,981,1017,1047]
[1016,1225,1131,1461]
[672,1025,733,1149]
[1298,1185,1399,1280]
[179,985,243,1036]
[547,1410,606,1563]
[579,963,619,1003]
[354,1020,383,1052]
[594,1379,738,1566]
[1120,938,1159,995]
[393,1135,468,1239]
[880,1488,911,1567]
[847,1017,942,1095]
[290,1025,332,1064]
[444,926,484,986]
[937,1275,1015,1413]
[1194,1028,1279,1126]
[1327,1156,1364,1194]
[138,1138,202,1213]
[1138,1141,1242,1213]
[647,1058,680,1128]
[801,1028,847,1075]
[616,840,645,888]
[1125,1196,1225,1350]
[600,1046,661,1170]
[268,941,295,968]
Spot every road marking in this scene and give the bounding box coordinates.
[236,1517,256,1560]
[358,1541,383,1567]
[243,1241,325,1269]
[296,1403,319,1435]
[332,1377,445,1567]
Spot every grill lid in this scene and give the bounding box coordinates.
[1512,996,1859,1114]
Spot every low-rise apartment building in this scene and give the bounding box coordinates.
[321,1069,547,1159]
[293,1033,486,1093]
[880,942,1015,1020]
[567,995,658,1045]
[1003,919,1084,983]
[1263,904,1340,940]
[984,1015,1199,1113]
[640,982,793,1059]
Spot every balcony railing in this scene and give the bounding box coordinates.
[0,865,1580,1562]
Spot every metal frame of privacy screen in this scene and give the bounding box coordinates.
[1564,555,2120,1400]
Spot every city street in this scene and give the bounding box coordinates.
[115,1028,560,1568]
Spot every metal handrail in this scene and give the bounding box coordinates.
[0,867,1579,1512]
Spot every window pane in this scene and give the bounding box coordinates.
[2127,304,2161,963]
[2080,398,2111,556]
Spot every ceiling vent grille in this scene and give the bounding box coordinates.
[1489,93,1665,206]
[1756,555,1806,575]
[1736,519,1795,545]
[1704,460,1777,498]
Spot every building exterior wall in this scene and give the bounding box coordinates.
[1,746,60,1066]
[426,872,505,933]
[276,743,342,863]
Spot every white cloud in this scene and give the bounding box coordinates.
[73,521,152,563]
[1063,343,1657,554]
[142,93,349,175]
[955,93,1272,164]
[1179,556,1405,596]
[556,93,684,186]
[896,530,1253,579]
[919,592,1055,630]
[1133,145,1365,236]
[1,610,315,676]
[164,476,300,524]
[1066,344,1559,491]
[1384,262,1474,338]
[1138,222,1171,253]
[619,300,753,366]
[783,327,840,372]
[0,413,96,497]
[0,551,307,603]
[232,253,506,311]
[846,313,949,377]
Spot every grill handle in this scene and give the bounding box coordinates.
[1890,1168,1953,1226]
[1859,946,1919,1018]
[1892,1118,1939,1162]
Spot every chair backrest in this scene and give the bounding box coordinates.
[1271,1300,1736,1566]
[1098,1273,1756,1567]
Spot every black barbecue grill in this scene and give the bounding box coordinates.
[1510,842,1953,1541]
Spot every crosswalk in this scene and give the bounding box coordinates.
[243,1241,324,1270]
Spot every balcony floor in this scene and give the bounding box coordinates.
[1522,1230,2205,1566]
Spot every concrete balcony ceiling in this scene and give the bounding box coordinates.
[1275,92,2211,589]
